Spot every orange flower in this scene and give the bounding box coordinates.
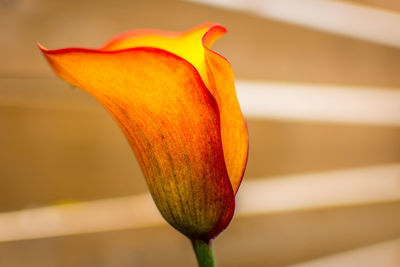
[39,23,248,242]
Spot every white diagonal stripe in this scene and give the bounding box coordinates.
[0,163,399,242]
[184,0,400,48]
[236,163,400,216]
[2,79,400,126]
[236,81,400,126]
[290,238,400,267]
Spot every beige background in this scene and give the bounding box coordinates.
[1,0,400,266]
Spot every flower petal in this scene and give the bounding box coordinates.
[100,23,215,88]
[203,26,249,195]
[99,23,249,194]
[39,45,235,240]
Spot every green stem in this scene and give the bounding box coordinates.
[191,239,217,267]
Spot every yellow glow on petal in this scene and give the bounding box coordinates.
[101,23,218,87]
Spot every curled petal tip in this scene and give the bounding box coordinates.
[202,25,227,49]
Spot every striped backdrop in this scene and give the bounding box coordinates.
[0,0,399,266]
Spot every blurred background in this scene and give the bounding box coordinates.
[1,0,400,266]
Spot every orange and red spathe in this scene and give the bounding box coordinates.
[39,23,248,242]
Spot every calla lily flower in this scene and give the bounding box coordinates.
[39,23,248,254]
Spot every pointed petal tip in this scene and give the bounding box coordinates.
[37,42,47,51]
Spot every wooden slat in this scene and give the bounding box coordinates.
[246,119,400,178]
[0,105,147,212]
